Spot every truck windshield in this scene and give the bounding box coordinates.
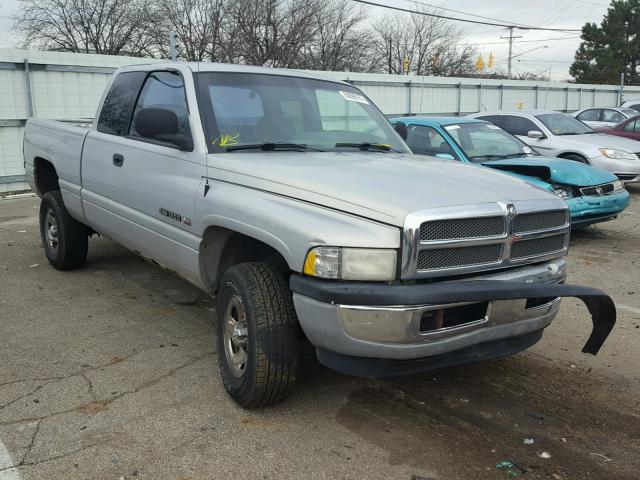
[195,72,409,153]
[444,123,536,162]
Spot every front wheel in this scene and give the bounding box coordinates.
[216,263,298,408]
[39,190,88,270]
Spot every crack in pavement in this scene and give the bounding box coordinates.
[0,334,216,398]
[0,352,214,427]
[19,420,41,467]
[0,379,65,411]
[79,374,96,402]
[0,443,102,473]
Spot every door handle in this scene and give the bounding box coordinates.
[113,153,124,167]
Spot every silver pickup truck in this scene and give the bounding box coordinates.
[23,62,615,407]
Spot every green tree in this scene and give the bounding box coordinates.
[570,0,640,85]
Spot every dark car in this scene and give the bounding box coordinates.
[596,114,640,141]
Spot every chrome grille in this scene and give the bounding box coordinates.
[417,244,503,270]
[513,210,568,233]
[420,216,505,241]
[511,234,567,259]
[580,182,616,196]
[402,200,570,279]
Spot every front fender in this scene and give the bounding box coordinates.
[196,179,401,272]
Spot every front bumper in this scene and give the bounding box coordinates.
[290,259,615,375]
[616,174,640,183]
[567,189,631,227]
[589,154,640,183]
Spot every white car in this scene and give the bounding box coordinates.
[621,99,640,113]
[572,107,638,128]
[468,110,640,183]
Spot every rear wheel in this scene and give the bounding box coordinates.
[561,154,588,164]
[39,190,88,270]
[216,263,298,408]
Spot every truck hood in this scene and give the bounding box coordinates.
[482,156,618,187]
[206,152,561,226]
[552,132,640,155]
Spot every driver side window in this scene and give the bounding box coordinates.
[624,119,640,132]
[603,109,624,123]
[406,125,458,159]
[129,71,190,139]
[501,115,538,136]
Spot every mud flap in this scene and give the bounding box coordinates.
[290,277,616,355]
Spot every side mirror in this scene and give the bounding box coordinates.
[435,153,455,160]
[527,130,546,139]
[133,107,193,151]
[394,121,408,141]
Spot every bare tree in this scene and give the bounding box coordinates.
[151,0,228,61]
[224,0,321,68]
[15,0,157,56]
[298,0,374,72]
[13,0,476,77]
[371,7,476,76]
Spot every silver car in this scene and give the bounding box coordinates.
[621,99,640,113]
[469,110,640,183]
[571,107,638,128]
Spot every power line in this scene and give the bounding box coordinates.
[572,0,609,6]
[466,36,581,46]
[350,0,583,32]
[517,58,574,63]
[402,0,531,27]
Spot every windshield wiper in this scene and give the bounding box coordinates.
[225,142,320,152]
[334,142,398,152]
[557,132,584,136]
[468,154,505,161]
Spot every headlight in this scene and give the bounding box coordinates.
[303,247,397,281]
[599,148,638,161]
[612,179,625,191]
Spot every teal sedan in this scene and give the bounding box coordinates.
[392,117,630,228]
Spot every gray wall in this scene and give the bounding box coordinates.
[3,48,640,192]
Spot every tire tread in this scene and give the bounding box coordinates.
[217,263,298,407]
[39,190,88,270]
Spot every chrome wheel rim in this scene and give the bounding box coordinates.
[223,295,248,378]
[44,209,59,252]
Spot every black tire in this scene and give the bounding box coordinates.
[562,154,588,164]
[39,190,88,270]
[216,262,298,408]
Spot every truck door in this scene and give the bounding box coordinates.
[82,69,206,282]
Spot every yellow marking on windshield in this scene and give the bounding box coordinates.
[213,133,240,147]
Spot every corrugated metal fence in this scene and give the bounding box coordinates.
[3,48,640,192]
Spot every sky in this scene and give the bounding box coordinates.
[0,0,612,80]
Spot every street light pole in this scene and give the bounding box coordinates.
[501,26,522,79]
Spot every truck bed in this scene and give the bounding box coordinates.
[24,118,91,222]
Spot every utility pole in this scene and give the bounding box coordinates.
[169,31,178,62]
[501,26,522,79]
[618,71,625,106]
